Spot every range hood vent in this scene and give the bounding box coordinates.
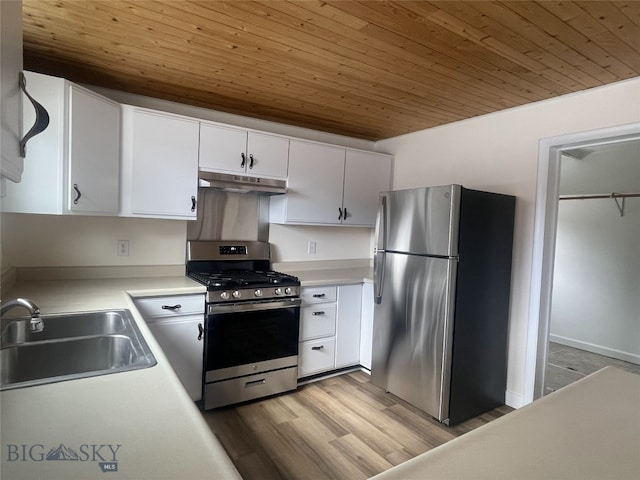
[198,171,287,195]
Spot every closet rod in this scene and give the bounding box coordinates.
[558,192,640,217]
[559,192,640,200]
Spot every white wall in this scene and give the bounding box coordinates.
[1,213,187,267]
[550,198,640,363]
[376,77,640,407]
[269,224,372,263]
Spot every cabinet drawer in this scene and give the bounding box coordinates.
[204,366,297,409]
[301,286,337,305]
[298,338,336,377]
[134,294,204,318]
[300,304,336,341]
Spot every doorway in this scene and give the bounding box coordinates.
[544,141,640,394]
[526,122,640,402]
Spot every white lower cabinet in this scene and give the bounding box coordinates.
[298,284,362,378]
[299,338,336,376]
[359,283,374,370]
[134,294,205,401]
[336,284,362,369]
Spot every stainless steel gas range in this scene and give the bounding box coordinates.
[186,240,301,410]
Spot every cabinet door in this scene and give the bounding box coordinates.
[284,141,345,224]
[199,122,247,174]
[147,316,203,401]
[359,283,374,370]
[335,284,362,369]
[2,72,65,214]
[0,0,23,184]
[129,109,199,218]
[246,132,289,179]
[342,151,392,226]
[67,85,120,214]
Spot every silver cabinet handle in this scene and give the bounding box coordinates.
[312,311,325,316]
[311,345,324,351]
[245,378,266,388]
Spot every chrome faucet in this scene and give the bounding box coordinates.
[1,298,43,333]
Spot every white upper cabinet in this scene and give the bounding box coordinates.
[0,0,23,186]
[68,86,120,214]
[342,150,392,226]
[273,140,345,224]
[121,106,199,219]
[270,140,392,226]
[199,122,289,179]
[2,71,120,215]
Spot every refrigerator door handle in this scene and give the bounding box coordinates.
[374,195,387,252]
[374,251,385,304]
[374,194,387,304]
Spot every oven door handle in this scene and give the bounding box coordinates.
[207,298,302,314]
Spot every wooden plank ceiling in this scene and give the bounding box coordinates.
[22,1,640,141]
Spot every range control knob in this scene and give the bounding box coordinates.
[284,287,292,295]
[254,289,263,298]
[232,290,241,299]
[274,287,283,296]
[220,291,230,300]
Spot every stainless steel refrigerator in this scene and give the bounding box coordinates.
[372,185,515,425]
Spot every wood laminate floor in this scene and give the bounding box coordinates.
[201,370,512,480]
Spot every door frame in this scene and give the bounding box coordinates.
[525,122,640,403]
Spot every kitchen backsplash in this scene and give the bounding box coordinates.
[1,212,374,270]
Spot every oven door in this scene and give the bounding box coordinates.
[204,298,301,383]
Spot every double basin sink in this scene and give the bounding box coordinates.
[0,309,156,390]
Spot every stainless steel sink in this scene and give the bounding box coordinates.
[0,309,156,390]
[1,310,128,347]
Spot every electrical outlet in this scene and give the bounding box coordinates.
[117,240,129,257]
[308,241,317,255]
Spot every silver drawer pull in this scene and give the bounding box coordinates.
[311,345,324,351]
[161,304,182,310]
[245,378,266,388]
[312,311,325,316]
[312,293,326,298]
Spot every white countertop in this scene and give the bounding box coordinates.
[1,275,242,480]
[371,366,640,480]
[0,264,373,479]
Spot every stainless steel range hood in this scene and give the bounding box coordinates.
[198,171,287,195]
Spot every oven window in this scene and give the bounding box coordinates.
[205,306,299,371]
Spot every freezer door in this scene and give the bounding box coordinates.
[371,252,457,422]
[382,185,461,257]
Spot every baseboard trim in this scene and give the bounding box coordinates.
[505,389,525,409]
[550,334,640,366]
